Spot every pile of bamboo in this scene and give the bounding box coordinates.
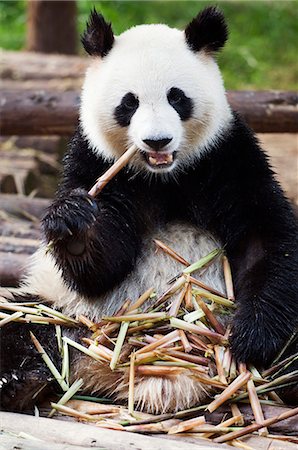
[1,243,297,447]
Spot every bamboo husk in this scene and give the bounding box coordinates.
[137,365,185,376]
[207,372,251,413]
[178,330,192,353]
[154,239,190,266]
[195,296,225,335]
[128,352,136,415]
[222,255,235,300]
[167,415,206,434]
[66,400,120,414]
[247,378,268,436]
[214,345,228,385]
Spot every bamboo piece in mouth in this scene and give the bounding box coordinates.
[88,145,138,197]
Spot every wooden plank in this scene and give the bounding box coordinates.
[0,412,228,450]
[0,89,297,135]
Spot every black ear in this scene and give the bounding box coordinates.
[81,9,114,57]
[185,6,228,54]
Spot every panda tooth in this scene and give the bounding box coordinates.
[166,154,173,163]
[149,156,157,165]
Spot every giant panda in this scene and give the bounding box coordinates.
[1,7,297,414]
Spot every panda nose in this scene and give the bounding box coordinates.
[143,138,172,151]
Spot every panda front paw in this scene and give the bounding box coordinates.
[42,188,98,254]
[231,309,286,367]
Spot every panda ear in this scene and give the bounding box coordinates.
[185,6,228,54]
[81,9,114,57]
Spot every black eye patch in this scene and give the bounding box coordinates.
[114,93,139,127]
[167,87,193,121]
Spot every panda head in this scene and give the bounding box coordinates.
[80,7,232,174]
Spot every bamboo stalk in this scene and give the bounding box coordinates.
[262,352,298,378]
[66,400,120,414]
[164,349,209,366]
[36,304,78,324]
[110,322,129,370]
[222,255,235,300]
[178,330,192,353]
[193,289,235,308]
[195,296,225,335]
[50,402,97,421]
[188,276,226,297]
[153,239,190,266]
[149,276,186,311]
[187,334,209,352]
[214,345,228,385]
[128,351,136,415]
[214,406,298,443]
[1,303,40,314]
[184,281,193,311]
[167,415,206,434]
[62,336,104,363]
[48,378,83,418]
[129,287,155,311]
[168,283,188,317]
[183,249,221,275]
[231,403,244,426]
[136,365,184,376]
[0,311,23,327]
[247,378,268,436]
[103,312,167,323]
[125,419,180,434]
[88,145,138,197]
[79,315,98,331]
[30,332,68,391]
[61,339,69,385]
[134,330,180,355]
[200,415,243,438]
[207,372,251,413]
[170,317,227,343]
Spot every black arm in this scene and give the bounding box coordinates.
[188,115,298,366]
[42,129,143,297]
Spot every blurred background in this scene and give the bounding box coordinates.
[0,1,297,287]
[1,0,297,89]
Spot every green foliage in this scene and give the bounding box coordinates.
[0,1,297,89]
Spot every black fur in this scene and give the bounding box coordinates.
[81,9,114,57]
[167,87,193,121]
[185,6,228,53]
[41,113,298,367]
[114,92,140,127]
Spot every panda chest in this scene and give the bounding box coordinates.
[97,221,225,317]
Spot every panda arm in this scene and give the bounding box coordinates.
[189,119,298,366]
[42,129,143,298]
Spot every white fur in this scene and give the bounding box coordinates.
[21,223,225,320]
[80,24,232,173]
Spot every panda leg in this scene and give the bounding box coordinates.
[0,317,60,412]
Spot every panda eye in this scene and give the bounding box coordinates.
[122,92,139,110]
[167,87,184,105]
[167,87,193,121]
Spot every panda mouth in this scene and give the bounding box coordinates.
[142,151,176,169]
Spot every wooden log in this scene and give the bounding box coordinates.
[0,194,50,219]
[0,412,222,450]
[0,252,29,286]
[0,89,81,136]
[0,90,297,135]
[0,51,87,82]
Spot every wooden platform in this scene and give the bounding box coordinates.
[1,412,297,450]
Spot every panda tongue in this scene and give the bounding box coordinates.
[148,152,173,165]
